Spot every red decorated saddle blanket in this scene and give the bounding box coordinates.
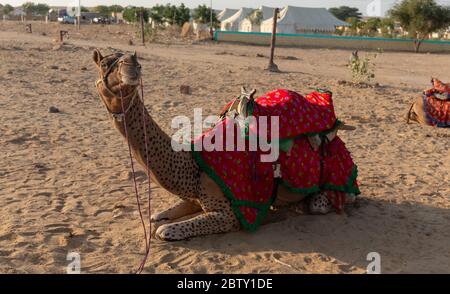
[192,89,359,231]
[422,78,450,127]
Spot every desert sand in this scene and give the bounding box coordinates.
[0,22,449,274]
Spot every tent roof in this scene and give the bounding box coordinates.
[217,8,239,21]
[221,7,254,24]
[262,6,349,31]
[259,6,277,21]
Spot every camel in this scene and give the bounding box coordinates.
[406,78,449,127]
[93,49,359,241]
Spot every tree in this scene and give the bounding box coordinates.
[94,5,110,17]
[21,2,50,16]
[329,6,362,21]
[360,17,381,37]
[148,5,164,26]
[380,18,395,38]
[346,17,362,36]
[80,6,89,13]
[193,4,219,27]
[176,3,190,26]
[34,3,49,16]
[123,6,136,22]
[22,2,35,17]
[109,5,123,13]
[246,9,263,25]
[2,4,14,16]
[163,4,177,25]
[389,0,450,52]
[123,7,149,23]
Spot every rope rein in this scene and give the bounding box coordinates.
[102,56,151,274]
[136,77,152,274]
[117,79,151,274]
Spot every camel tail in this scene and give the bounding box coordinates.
[338,122,357,131]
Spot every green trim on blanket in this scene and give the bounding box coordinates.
[191,144,275,232]
[279,139,295,153]
[192,142,360,231]
[281,165,361,196]
[243,99,255,139]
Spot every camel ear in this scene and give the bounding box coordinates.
[92,49,103,66]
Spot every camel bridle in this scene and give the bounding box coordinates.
[95,54,141,122]
[95,52,152,273]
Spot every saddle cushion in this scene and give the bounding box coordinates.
[419,78,450,128]
[247,89,337,139]
[422,94,450,128]
[192,89,359,231]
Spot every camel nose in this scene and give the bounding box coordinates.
[126,52,139,63]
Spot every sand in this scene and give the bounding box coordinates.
[0,21,449,274]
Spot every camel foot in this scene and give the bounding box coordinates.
[155,224,184,241]
[155,212,239,241]
[151,219,171,239]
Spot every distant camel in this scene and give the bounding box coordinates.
[406,78,449,128]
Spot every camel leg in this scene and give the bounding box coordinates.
[155,175,240,241]
[151,200,202,222]
[308,192,357,214]
[155,210,239,241]
[151,211,203,238]
[150,200,202,238]
[308,192,333,215]
[405,103,415,124]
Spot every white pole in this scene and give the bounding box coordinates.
[210,0,213,27]
[77,0,81,30]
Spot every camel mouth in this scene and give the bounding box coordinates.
[119,65,141,86]
[118,53,141,86]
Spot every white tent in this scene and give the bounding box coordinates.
[220,8,253,31]
[217,8,239,22]
[240,6,276,32]
[261,6,349,34]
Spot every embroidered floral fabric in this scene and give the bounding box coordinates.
[192,89,359,231]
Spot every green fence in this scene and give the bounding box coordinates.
[214,31,450,53]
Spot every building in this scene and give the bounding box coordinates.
[111,11,123,24]
[239,6,276,32]
[217,8,238,22]
[220,7,253,31]
[260,6,349,34]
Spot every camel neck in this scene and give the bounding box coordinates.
[113,96,200,199]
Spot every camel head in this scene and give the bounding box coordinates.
[93,49,141,114]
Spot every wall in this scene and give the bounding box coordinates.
[214,31,450,53]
